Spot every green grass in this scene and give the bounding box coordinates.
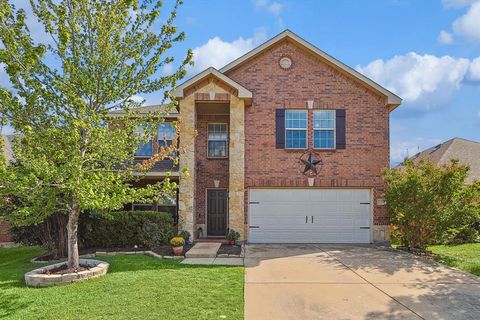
[429,243,480,276]
[0,246,244,320]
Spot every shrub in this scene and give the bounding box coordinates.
[177,230,191,241]
[170,236,185,247]
[141,221,170,249]
[80,211,174,249]
[227,229,240,241]
[9,212,68,259]
[384,159,480,249]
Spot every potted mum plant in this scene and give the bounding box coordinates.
[170,236,185,255]
[227,230,240,245]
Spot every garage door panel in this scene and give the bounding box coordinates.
[249,189,371,243]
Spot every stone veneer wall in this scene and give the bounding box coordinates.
[178,94,196,238]
[178,79,247,240]
[228,96,246,239]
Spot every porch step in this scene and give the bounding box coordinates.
[185,243,221,258]
[196,238,230,245]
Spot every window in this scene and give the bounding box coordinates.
[208,123,228,157]
[285,110,307,149]
[157,193,177,219]
[132,203,154,211]
[157,123,176,156]
[313,110,335,149]
[128,190,178,222]
[134,125,153,157]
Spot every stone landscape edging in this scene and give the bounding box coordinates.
[24,258,109,287]
[30,250,184,264]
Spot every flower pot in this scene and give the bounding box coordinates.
[172,246,184,256]
[227,240,235,246]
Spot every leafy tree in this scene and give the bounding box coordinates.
[0,0,192,268]
[384,159,480,249]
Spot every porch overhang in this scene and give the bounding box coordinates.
[173,67,253,101]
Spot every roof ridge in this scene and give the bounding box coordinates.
[219,29,401,109]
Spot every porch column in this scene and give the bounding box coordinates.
[178,94,195,238]
[228,96,246,240]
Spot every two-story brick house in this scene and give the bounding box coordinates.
[133,30,402,243]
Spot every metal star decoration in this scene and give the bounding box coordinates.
[300,152,323,176]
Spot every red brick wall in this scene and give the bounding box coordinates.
[0,220,12,243]
[225,39,390,226]
[194,114,230,226]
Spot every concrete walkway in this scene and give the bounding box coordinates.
[181,257,243,265]
[245,244,480,320]
[185,242,220,258]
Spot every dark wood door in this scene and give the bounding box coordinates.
[207,189,228,236]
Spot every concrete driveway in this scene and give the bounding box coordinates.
[244,244,480,320]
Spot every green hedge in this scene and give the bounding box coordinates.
[79,210,174,248]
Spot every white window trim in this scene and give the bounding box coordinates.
[313,110,336,150]
[207,122,229,158]
[285,110,308,150]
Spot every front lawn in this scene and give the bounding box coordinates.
[0,246,244,320]
[429,243,480,276]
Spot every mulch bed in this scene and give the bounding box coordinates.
[42,264,90,275]
[152,244,194,257]
[396,246,433,257]
[217,244,242,256]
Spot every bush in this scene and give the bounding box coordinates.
[384,159,480,249]
[80,210,174,249]
[141,221,169,249]
[227,229,240,241]
[10,212,68,259]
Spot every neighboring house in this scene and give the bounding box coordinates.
[125,30,402,244]
[409,137,480,184]
[0,135,14,243]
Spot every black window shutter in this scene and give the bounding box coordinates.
[336,109,346,149]
[275,109,285,149]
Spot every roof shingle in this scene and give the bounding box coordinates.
[410,138,480,184]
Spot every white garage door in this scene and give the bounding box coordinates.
[248,188,371,243]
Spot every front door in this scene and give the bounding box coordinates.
[207,189,228,236]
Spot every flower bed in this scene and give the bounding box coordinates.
[25,259,109,287]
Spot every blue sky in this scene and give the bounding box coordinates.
[2,0,480,165]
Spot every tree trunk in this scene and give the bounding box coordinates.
[67,205,81,269]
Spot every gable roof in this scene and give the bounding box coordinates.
[220,29,402,110]
[108,104,179,118]
[410,138,480,184]
[173,67,253,99]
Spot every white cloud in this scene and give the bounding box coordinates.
[255,0,284,15]
[438,30,454,44]
[266,2,284,15]
[191,29,267,72]
[477,111,480,118]
[468,57,480,81]
[356,52,475,110]
[391,138,442,164]
[452,1,480,41]
[128,95,144,104]
[162,63,174,75]
[443,0,478,8]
